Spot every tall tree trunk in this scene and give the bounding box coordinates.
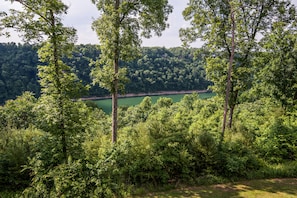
[228,89,238,128]
[222,2,236,143]
[112,88,118,143]
[112,0,120,143]
[112,57,119,143]
[228,104,235,129]
[50,9,67,160]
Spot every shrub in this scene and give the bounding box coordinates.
[216,141,263,179]
[0,128,44,190]
[23,159,97,198]
[0,92,37,129]
[257,118,297,163]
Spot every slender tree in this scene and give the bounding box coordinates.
[181,0,297,140]
[1,0,84,161]
[222,0,236,139]
[91,0,172,143]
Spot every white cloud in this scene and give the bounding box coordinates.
[62,0,98,44]
[1,0,200,47]
[2,0,297,48]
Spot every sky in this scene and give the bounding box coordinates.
[1,0,200,48]
[1,0,297,48]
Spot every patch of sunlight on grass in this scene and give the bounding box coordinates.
[135,178,297,198]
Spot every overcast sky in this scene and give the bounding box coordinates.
[1,0,297,48]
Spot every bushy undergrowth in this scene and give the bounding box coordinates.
[1,93,297,197]
[0,127,44,190]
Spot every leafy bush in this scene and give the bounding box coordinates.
[257,118,297,163]
[23,159,98,198]
[0,92,37,130]
[216,141,263,179]
[0,128,44,190]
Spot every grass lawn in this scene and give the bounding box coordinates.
[138,178,297,198]
[94,92,215,113]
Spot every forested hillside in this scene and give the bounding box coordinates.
[0,43,210,104]
[1,0,297,197]
[0,43,40,103]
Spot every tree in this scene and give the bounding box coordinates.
[222,1,236,140]
[91,0,172,143]
[181,0,297,140]
[257,20,297,109]
[1,0,84,161]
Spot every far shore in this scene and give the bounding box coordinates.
[80,90,211,101]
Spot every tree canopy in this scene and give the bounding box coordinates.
[91,0,173,142]
[181,0,297,136]
[1,0,86,161]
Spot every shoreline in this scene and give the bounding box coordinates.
[80,90,211,101]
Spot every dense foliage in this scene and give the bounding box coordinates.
[181,0,297,136]
[1,0,297,197]
[0,43,40,103]
[1,93,297,197]
[0,43,210,104]
[90,0,173,142]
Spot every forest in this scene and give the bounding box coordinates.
[1,0,297,197]
[0,43,210,104]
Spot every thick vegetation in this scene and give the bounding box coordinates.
[0,43,40,103]
[1,93,297,197]
[1,0,297,197]
[0,43,210,104]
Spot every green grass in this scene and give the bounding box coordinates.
[93,92,215,113]
[136,178,297,198]
[3,178,297,197]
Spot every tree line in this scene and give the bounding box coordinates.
[0,43,210,104]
